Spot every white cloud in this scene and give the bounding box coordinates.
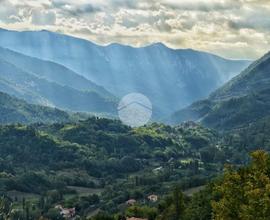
[31,10,56,25]
[0,0,270,59]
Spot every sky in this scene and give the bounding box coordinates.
[0,0,270,59]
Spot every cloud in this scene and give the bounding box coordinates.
[227,6,270,31]
[0,0,20,23]
[1,0,270,59]
[51,1,101,17]
[161,0,242,12]
[31,10,56,25]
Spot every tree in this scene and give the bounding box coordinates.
[0,195,12,220]
[184,185,212,220]
[212,150,270,220]
[44,208,64,220]
[159,186,185,220]
[173,186,185,220]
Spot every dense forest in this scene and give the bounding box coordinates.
[89,150,270,220]
[0,115,269,219]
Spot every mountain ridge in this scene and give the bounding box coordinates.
[0,28,251,118]
[0,46,114,98]
[168,51,270,130]
[0,56,117,115]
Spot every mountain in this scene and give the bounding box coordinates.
[169,51,270,130]
[0,29,251,118]
[0,46,113,98]
[0,91,73,124]
[0,54,117,115]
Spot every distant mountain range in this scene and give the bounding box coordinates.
[0,28,251,118]
[0,46,117,116]
[168,51,270,130]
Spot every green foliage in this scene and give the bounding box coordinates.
[170,51,270,131]
[126,205,158,220]
[157,186,185,220]
[0,91,73,124]
[212,150,270,220]
[184,185,212,220]
[0,117,242,218]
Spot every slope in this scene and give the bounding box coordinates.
[0,46,113,98]
[0,58,117,115]
[169,51,270,130]
[0,29,251,118]
[0,91,72,124]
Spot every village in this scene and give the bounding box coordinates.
[55,194,158,220]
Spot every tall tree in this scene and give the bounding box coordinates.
[212,150,270,220]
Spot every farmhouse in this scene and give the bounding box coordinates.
[147,194,158,202]
[55,205,76,218]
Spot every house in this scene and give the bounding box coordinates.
[153,166,163,174]
[126,199,137,206]
[55,205,76,219]
[147,194,158,202]
[61,208,75,218]
[55,205,63,210]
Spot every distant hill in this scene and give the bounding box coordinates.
[0,46,113,98]
[0,29,251,118]
[0,53,117,115]
[0,91,72,124]
[169,51,270,130]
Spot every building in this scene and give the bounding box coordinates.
[153,166,163,174]
[147,194,158,202]
[55,205,76,219]
[126,199,137,206]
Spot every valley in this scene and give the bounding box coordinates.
[0,29,250,119]
[0,27,269,220]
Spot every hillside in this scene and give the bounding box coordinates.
[0,46,113,99]
[0,91,72,124]
[0,57,117,115]
[0,117,226,218]
[169,51,270,130]
[0,29,251,118]
[0,103,268,218]
[0,114,266,218]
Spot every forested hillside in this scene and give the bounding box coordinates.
[0,91,75,124]
[169,51,270,130]
[0,47,117,116]
[91,150,270,220]
[0,117,229,219]
[0,115,269,220]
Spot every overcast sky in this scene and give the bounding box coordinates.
[0,0,270,59]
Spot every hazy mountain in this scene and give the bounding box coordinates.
[0,29,251,118]
[0,57,117,115]
[169,51,270,130]
[0,46,113,98]
[0,91,72,124]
